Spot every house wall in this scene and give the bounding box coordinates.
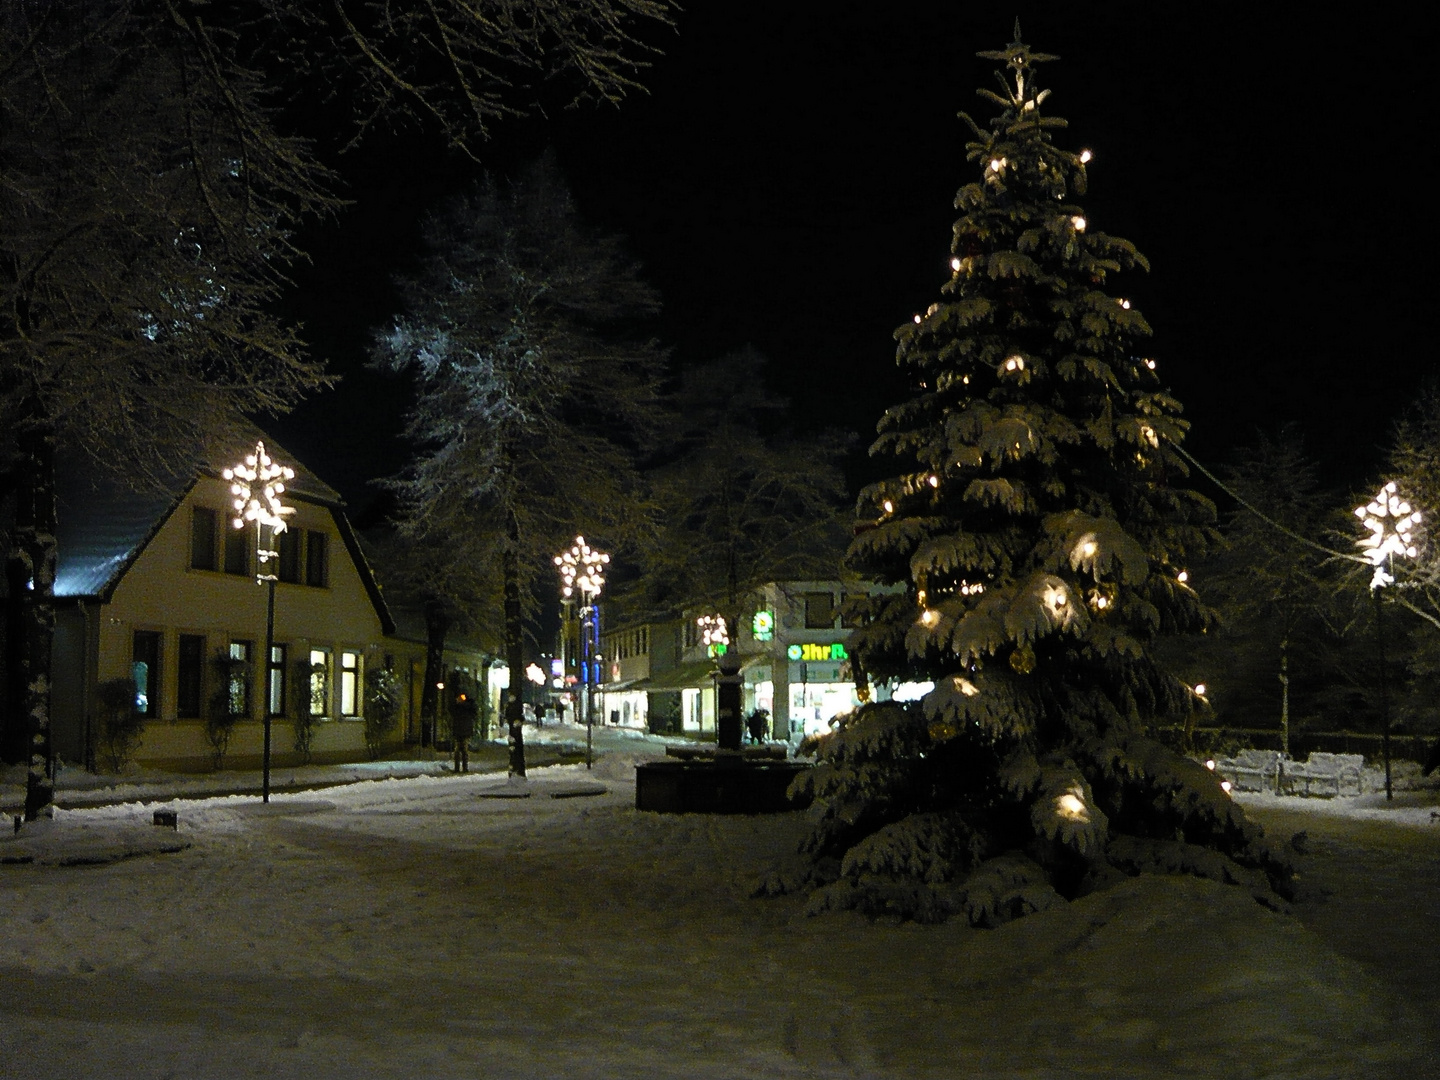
[82,476,419,770]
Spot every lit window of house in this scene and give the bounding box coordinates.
[340,650,361,717]
[228,640,252,717]
[267,644,288,716]
[309,649,330,717]
[132,631,161,717]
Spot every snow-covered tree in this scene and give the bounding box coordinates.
[791,29,1292,923]
[627,347,852,624]
[1194,429,1355,751]
[0,0,676,819]
[0,4,334,817]
[373,157,666,776]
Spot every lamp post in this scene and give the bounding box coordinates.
[554,536,609,769]
[697,614,742,749]
[224,441,295,803]
[1355,481,1420,802]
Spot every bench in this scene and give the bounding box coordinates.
[1215,749,1282,793]
[1280,752,1364,798]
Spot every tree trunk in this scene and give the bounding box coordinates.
[2,556,28,765]
[9,411,58,820]
[1278,639,1290,758]
[420,599,450,749]
[504,516,526,778]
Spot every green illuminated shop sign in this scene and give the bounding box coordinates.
[787,642,848,662]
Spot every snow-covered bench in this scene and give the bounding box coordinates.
[1215,749,1282,793]
[1280,752,1364,798]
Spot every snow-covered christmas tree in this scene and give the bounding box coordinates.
[793,27,1293,923]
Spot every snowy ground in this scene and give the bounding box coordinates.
[2,732,1438,1079]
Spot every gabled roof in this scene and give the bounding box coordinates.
[49,430,393,633]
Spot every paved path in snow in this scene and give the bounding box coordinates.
[1246,801,1440,1026]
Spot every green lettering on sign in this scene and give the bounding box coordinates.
[787,643,849,662]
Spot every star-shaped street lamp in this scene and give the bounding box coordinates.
[554,536,609,769]
[1355,482,1420,590]
[1355,481,1421,801]
[224,440,295,802]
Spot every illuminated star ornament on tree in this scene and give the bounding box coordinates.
[223,441,296,538]
[1354,481,1420,590]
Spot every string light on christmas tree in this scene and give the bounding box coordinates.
[1089,591,1110,611]
[951,257,962,271]
[927,474,939,488]
[959,581,985,596]
[919,608,940,628]
[952,675,979,697]
[989,157,1006,173]
[1004,355,1025,373]
[1055,788,1090,822]
[1194,683,1207,698]
[913,314,922,324]
[1079,148,1093,163]
[1071,215,1087,232]
[1145,359,1157,370]
[1176,570,1190,585]
[1355,481,1421,590]
[1118,298,1132,310]
[883,499,894,514]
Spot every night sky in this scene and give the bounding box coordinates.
[270,3,1432,518]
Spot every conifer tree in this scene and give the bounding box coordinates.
[793,28,1292,923]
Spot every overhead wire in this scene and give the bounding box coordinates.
[1169,443,1368,565]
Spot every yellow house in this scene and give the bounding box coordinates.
[47,437,472,771]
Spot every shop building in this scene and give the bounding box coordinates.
[597,581,899,741]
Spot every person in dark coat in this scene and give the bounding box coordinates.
[450,687,478,774]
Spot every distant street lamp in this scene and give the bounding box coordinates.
[224,441,295,803]
[554,536,609,769]
[1355,481,1420,801]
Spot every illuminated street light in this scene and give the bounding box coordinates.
[1355,481,1421,801]
[223,440,295,803]
[555,536,608,769]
